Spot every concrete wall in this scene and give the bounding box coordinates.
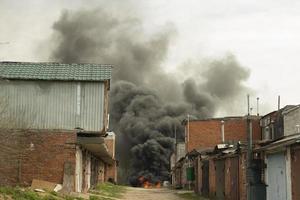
[284,108,300,136]
[176,143,186,161]
[0,80,107,132]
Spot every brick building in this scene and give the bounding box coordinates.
[184,116,261,153]
[0,62,115,192]
[179,116,261,199]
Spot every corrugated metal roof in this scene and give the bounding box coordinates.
[0,61,112,81]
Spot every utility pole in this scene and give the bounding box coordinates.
[246,94,253,200]
[174,124,177,160]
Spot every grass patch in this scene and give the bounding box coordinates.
[0,187,105,200]
[91,182,126,198]
[0,186,118,200]
[0,186,44,200]
[176,192,209,200]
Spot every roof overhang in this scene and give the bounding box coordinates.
[77,136,114,165]
[255,134,300,152]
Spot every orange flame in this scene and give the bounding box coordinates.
[155,182,161,188]
[143,181,151,188]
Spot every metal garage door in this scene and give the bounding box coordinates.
[266,152,287,200]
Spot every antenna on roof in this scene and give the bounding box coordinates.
[247,94,250,116]
[256,97,260,116]
[278,95,281,111]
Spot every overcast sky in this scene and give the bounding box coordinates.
[1,0,300,115]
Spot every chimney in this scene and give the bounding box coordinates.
[221,120,225,143]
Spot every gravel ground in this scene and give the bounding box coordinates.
[121,187,184,200]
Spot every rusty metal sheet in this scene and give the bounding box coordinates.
[291,146,300,200]
[229,157,239,200]
[202,160,209,197]
[216,159,225,200]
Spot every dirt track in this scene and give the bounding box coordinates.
[122,187,184,200]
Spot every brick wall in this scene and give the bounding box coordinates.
[186,117,261,153]
[0,129,76,186]
[105,162,117,182]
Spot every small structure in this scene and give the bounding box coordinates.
[257,105,300,200]
[0,62,115,192]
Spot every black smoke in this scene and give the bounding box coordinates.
[49,7,251,184]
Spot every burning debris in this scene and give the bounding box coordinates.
[49,6,251,185]
[138,176,161,189]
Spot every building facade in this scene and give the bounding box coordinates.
[0,62,115,193]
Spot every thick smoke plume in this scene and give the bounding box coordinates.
[50,7,251,184]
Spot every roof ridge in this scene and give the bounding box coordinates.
[0,62,113,82]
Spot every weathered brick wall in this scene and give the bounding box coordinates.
[105,138,115,158]
[105,162,117,182]
[104,134,117,182]
[0,129,76,186]
[187,120,221,153]
[186,118,261,153]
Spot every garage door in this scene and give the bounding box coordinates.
[266,152,287,200]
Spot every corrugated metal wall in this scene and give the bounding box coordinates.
[0,80,104,131]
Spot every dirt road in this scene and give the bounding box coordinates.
[121,187,186,200]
